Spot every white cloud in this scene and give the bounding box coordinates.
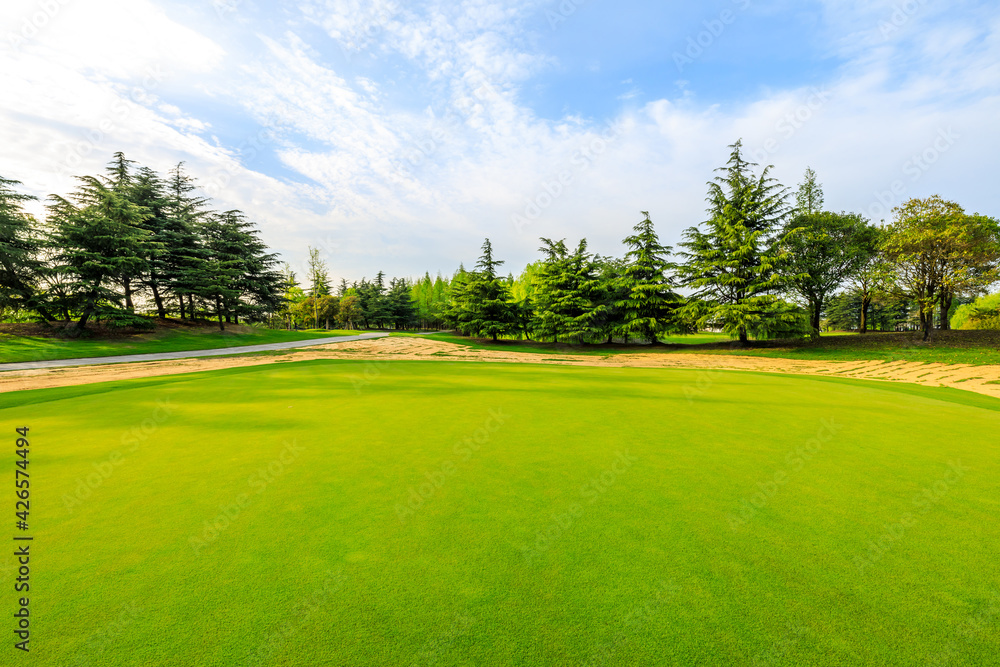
[1,0,998,284]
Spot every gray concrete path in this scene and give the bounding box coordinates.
[0,332,388,372]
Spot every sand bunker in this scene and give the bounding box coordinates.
[2,335,1000,401]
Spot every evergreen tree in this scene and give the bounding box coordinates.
[615,212,682,343]
[444,264,474,334]
[795,167,824,215]
[531,238,607,343]
[678,141,801,344]
[162,163,210,319]
[198,212,245,330]
[387,277,417,330]
[410,272,448,329]
[103,153,147,311]
[131,166,172,317]
[464,239,516,341]
[0,177,52,320]
[594,255,629,343]
[48,176,154,330]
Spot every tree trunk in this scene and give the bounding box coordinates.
[922,306,932,341]
[738,326,748,346]
[188,294,195,319]
[123,279,133,312]
[179,295,186,319]
[77,294,97,330]
[811,299,822,336]
[34,305,55,323]
[216,296,225,331]
[860,296,871,333]
[939,292,952,331]
[151,282,166,318]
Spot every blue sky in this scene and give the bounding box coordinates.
[2,0,998,283]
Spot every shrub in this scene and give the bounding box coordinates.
[951,293,1000,330]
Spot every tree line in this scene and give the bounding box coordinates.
[3,143,999,342]
[443,142,1000,343]
[1,153,283,332]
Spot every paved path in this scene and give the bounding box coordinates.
[0,332,388,372]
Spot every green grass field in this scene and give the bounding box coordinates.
[2,361,999,665]
[0,325,364,364]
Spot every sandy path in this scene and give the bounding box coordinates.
[2,336,999,401]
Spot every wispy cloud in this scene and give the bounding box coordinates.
[1,0,997,282]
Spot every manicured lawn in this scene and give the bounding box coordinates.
[659,332,733,345]
[2,362,998,665]
[0,325,364,364]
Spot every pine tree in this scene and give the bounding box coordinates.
[595,255,629,343]
[531,238,607,344]
[103,153,147,311]
[615,212,682,343]
[795,167,824,215]
[162,163,210,319]
[0,177,52,320]
[445,265,473,334]
[387,277,417,330]
[48,176,154,330]
[131,166,172,317]
[198,212,246,330]
[678,141,801,345]
[464,239,516,341]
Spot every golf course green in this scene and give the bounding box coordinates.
[3,361,998,665]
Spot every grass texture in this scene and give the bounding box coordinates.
[0,326,362,364]
[1,361,998,665]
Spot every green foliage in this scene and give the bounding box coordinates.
[530,238,607,343]
[952,293,1000,330]
[92,306,156,330]
[825,292,913,332]
[411,272,449,329]
[0,176,49,319]
[306,246,331,297]
[884,196,1000,338]
[678,140,798,344]
[794,166,824,215]
[614,212,683,342]
[47,174,156,329]
[336,294,362,329]
[461,239,517,341]
[782,209,880,333]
